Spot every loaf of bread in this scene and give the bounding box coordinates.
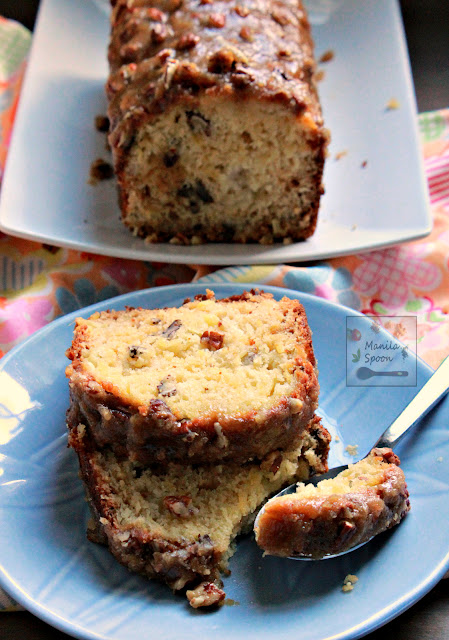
[66,290,319,465]
[106,0,328,244]
[69,416,330,607]
[254,448,410,559]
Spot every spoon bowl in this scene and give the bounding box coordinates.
[254,356,449,560]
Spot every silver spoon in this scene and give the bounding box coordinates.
[254,355,449,558]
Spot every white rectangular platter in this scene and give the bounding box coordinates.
[0,0,431,265]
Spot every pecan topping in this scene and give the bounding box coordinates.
[239,26,254,42]
[151,24,170,44]
[147,7,165,21]
[168,0,183,10]
[163,495,199,518]
[157,48,175,63]
[207,49,235,73]
[161,319,182,339]
[230,66,254,88]
[271,9,291,25]
[177,33,200,50]
[234,5,249,17]
[157,376,177,397]
[201,331,224,350]
[206,13,226,28]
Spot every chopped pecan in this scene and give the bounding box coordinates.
[239,26,254,42]
[151,24,170,44]
[186,110,211,135]
[207,49,235,73]
[234,5,249,17]
[177,33,200,50]
[147,7,165,21]
[163,495,199,518]
[157,48,175,64]
[186,581,225,608]
[161,319,182,339]
[206,13,226,28]
[157,376,177,397]
[201,331,224,350]
[271,9,291,25]
[230,66,254,88]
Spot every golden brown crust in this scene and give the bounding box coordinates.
[66,291,320,465]
[107,0,324,144]
[254,448,411,559]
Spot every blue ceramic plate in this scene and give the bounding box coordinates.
[0,284,448,640]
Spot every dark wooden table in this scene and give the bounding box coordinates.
[0,1,448,638]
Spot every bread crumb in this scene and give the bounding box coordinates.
[351,224,357,231]
[89,158,114,185]
[361,160,368,168]
[342,574,358,592]
[437,456,444,462]
[345,444,358,456]
[319,49,334,64]
[94,114,109,132]
[386,98,400,110]
[315,69,325,82]
[335,150,348,161]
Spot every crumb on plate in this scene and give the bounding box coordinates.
[342,574,358,592]
[345,444,359,456]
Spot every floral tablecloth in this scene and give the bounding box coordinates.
[0,16,448,611]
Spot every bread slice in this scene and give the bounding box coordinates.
[66,290,319,465]
[69,416,330,607]
[107,0,328,245]
[254,448,410,559]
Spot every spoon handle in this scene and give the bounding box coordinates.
[374,356,449,450]
[373,371,408,377]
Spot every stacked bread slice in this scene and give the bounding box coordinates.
[66,290,330,607]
